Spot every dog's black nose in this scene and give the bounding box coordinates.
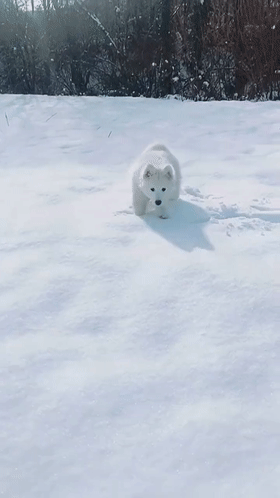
[155,200,162,206]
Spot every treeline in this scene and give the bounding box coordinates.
[0,0,280,100]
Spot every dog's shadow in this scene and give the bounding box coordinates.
[144,199,214,252]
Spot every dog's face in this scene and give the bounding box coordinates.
[141,164,174,206]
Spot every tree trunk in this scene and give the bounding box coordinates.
[161,0,172,95]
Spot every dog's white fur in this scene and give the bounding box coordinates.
[131,143,181,218]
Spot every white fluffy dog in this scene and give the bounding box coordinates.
[131,143,181,218]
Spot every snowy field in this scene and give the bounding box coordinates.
[1,95,280,498]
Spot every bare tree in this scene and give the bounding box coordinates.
[1,0,280,99]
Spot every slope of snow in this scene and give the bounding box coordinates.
[1,95,280,498]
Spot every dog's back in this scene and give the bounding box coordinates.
[142,143,169,154]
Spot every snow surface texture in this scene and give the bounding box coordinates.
[1,95,280,498]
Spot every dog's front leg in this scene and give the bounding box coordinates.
[132,187,149,216]
[158,205,169,219]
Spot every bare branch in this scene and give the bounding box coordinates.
[74,1,120,54]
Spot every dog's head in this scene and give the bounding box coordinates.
[141,164,174,206]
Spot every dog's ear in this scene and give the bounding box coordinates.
[163,165,174,180]
[143,164,156,178]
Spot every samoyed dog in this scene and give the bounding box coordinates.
[131,143,181,219]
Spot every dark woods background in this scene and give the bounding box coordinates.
[1,0,280,100]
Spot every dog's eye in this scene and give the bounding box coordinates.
[162,188,166,192]
[151,188,155,191]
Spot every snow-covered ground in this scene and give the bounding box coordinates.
[1,95,280,498]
